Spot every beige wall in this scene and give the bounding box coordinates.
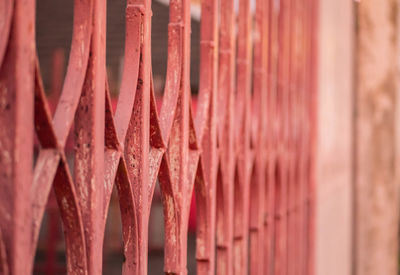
[354,1,400,274]
[315,1,354,275]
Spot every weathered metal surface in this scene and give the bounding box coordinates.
[233,0,252,274]
[0,0,317,274]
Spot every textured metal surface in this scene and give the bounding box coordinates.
[0,0,317,274]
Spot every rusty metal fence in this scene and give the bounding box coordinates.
[0,0,317,274]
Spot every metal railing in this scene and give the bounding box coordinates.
[0,0,317,274]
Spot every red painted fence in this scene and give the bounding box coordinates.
[0,0,317,274]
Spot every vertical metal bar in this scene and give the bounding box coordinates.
[274,0,291,274]
[298,2,308,273]
[73,0,106,272]
[249,0,269,273]
[216,0,236,272]
[265,0,277,273]
[286,0,296,272]
[233,0,252,274]
[121,0,151,273]
[266,0,280,274]
[294,1,305,274]
[160,0,193,273]
[195,0,219,272]
[0,0,35,274]
[156,0,202,273]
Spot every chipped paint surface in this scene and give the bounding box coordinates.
[0,0,316,274]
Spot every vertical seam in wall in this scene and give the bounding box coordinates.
[351,2,359,275]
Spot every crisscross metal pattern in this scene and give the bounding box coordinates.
[0,0,317,274]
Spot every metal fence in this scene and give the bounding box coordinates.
[0,0,317,274]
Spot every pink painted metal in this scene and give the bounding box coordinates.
[0,0,317,274]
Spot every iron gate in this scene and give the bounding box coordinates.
[0,0,317,274]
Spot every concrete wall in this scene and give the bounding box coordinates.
[315,1,354,275]
[354,1,400,274]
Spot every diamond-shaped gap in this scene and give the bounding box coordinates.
[36,0,72,94]
[106,0,126,97]
[264,159,273,274]
[274,161,282,218]
[151,0,169,101]
[147,78,169,275]
[187,186,197,274]
[272,160,282,274]
[189,2,200,97]
[233,164,246,274]
[233,165,243,237]
[248,162,259,272]
[148,183,166,275]
[215,166,225,273]
[102,185,124,274]
[33,190,67,275]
